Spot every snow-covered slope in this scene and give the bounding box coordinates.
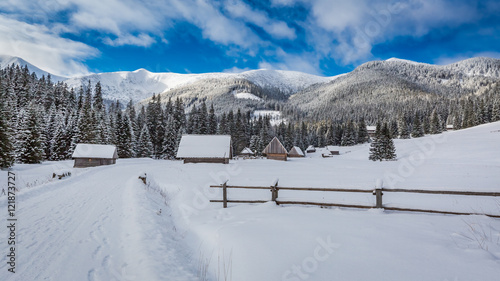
[64,68,334,105]
[0,55,67,82]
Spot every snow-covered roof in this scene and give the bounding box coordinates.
[326,145,340,152]
[289,146,304,156]
[240,147,254,155]
[176,135,232,158]
[72,144,118,159]
[366,126,376,131]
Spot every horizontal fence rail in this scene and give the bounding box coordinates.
[209,182,500,218]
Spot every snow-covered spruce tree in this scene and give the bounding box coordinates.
[198,100,208,134]
[136,124,153,158]
[411,112,424,138]
[208,103,217,134]
[369,122,396,161]
[430,109,442,134]
[341,120,357,146]
[17,103,45,164]
[161,116,178,159]
[380,122,397,160]
[357,119,369,144]
[492,100,500,122]
[115,110,134,158]
[369,122,382,161]
[325,125,335,145]
[398,114,410,139]
[49,111,68,161]
[0,87,14,168]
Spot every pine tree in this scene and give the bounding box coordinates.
[380,122,397,160]
[341,120,357,146]
[17,104,45,163]
[411,112,424,138]
[369,122,396,161]
[369,122,382,161]
[115,110,134,158]
[198,101,208,134]
[357,119,369,144]
[208,103,217,134]
[136,124,153,158]
[430,109,442,134]
[0,86,14,168]
[398,114,410,139]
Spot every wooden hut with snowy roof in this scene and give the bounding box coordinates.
[288,146,305,158]
[262,137,288,161]
[239,147,254,157]
[306,145,316,153]
[72,144,118,168]
[176,135,232,164]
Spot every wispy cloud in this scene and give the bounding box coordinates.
[0,15,97,76]
[0,0,499,76]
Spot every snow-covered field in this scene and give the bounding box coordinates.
[1,122,500,281]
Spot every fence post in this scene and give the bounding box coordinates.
[373,179,383,208]
[374,189,383,208]
[271,179,279,203]
[222,182,227,208]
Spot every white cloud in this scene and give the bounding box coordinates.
[224,0,296,40]
[258,48,321,75]
[302,0,485,65]
[104,34,156,47]
[0,15,97,77]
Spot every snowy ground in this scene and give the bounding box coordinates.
[1,122,500,281]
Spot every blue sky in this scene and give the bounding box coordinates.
[0,0,499,77]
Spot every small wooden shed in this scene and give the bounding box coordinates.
[176,135,232,164]
[306,145,316,153]
[262,137,288,161]
[239,147,254,157]
[288,146,305,158]
[366,126,377,138]
[72,144,118,168]
[326,146,340,155]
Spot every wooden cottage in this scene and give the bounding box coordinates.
[239,147,254,157]
[326,146,340,155]
[176,135,232,164]
[306,145,316,153]
[262,137,288,161]
[288,146,305,158]
[72,144,118,168]
[366,126,377,138]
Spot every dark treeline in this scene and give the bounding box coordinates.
[1,63,499,168]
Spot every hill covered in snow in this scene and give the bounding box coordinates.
[1,54,499,119]
[0,55,67,82]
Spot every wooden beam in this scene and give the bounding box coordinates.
[210,200,269,204]
[383,207,500,218]
[382,188,500,197]
[276,201,373,209]
[210,185,373,193]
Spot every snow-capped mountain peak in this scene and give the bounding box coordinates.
[0,55,67,82]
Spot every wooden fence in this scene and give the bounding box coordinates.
[209,181,500,218]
